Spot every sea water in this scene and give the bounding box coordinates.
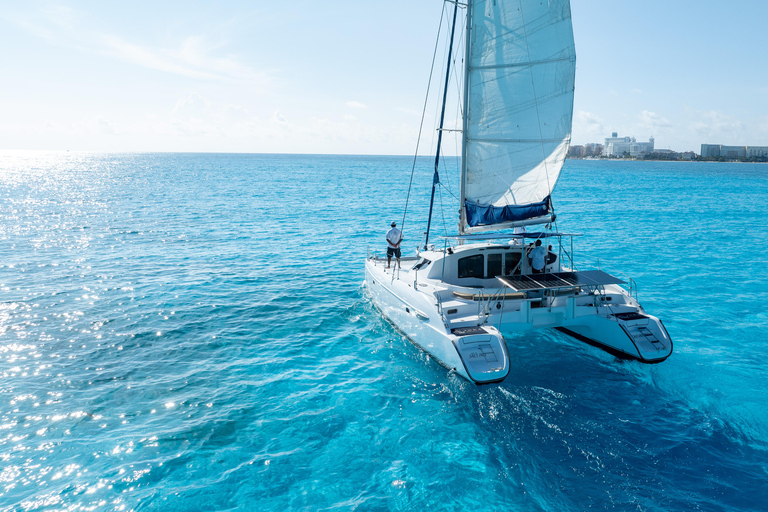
[1,152,767,511]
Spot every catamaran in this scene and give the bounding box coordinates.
[365,0,672,384]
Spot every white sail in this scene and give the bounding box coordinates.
[461,0,576,231]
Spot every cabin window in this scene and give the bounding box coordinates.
[458,254,484,278]
[487,254,502,278]
[504,252,522,275]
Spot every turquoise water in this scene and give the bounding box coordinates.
[1,152,767,511]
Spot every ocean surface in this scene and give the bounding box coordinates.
[1,152,767,511]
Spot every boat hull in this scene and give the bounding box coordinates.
[365,260,510,384]
[365,246,672,382]
[557,312,673,363]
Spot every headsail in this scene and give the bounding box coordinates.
[460,0,576,232]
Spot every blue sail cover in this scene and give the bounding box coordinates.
[465,196,550,227]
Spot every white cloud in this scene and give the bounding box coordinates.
[346,101,367,109]
[688,110,747,144]
[7,8,271,86]
[638,110,672,130]
[396,107,420,116]
[576,110,603,128]
[572,110,605,142]
[169,118,219,137]
[94,117,119,135]
[219,104,249,118]
[758,116,768,140]
[173,92,210,114]
[270,110,288,125]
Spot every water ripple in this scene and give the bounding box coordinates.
[1,153,767,510]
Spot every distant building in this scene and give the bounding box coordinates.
[700,144,722,157]
[701,144,767,159]
[747,146,768,158]
[567,143,603,158]
[604,132,654,157]
[637,149,678,160]
[584,143,603,156]
[700,144,745,158]
[723,146,746,158]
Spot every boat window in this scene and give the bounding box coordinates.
[412,258,431,271]
[458,254,484,278]
[504,252,521,275]
[487,254,502,278]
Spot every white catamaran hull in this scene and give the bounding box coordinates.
[365,260,510,384]
[365,244,671,384]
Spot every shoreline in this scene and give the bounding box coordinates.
[567,157,768,164]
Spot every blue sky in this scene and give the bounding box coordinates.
[1,0,766,154]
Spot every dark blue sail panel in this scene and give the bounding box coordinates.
[465,196,550,227]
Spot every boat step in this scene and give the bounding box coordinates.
[448,315,485,328]
[637,326,662,345]
[439,300,472,310]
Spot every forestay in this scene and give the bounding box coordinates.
[462,0,576,231]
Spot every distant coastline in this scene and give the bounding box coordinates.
[570,135,768,163]
[567,155,768,163]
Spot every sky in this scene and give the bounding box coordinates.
[1,0,766,154]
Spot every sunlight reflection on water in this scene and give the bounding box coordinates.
[0,154,767,510]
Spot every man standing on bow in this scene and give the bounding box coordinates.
[386,221,402,269]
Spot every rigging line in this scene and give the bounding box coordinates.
[450,15,466,120]
[424,0,460,251]
[438,183,449,238]
[431,1,453,154]
[400,4,447,235]
[517,0,554,212]
[448,14,466,179]
[450,15,466,191]
[426,2,452,180]
[437,116,459,199]
[435,146,460,202]
[440,182,460,201]
[436,139,460,202]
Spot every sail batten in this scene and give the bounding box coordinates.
[461,0,576,232]
[470,56,574,71]
[468,138,566,144]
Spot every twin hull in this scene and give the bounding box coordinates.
[364,257,672,384]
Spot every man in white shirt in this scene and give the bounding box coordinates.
[528,239,547,274]
[386,222,402,269]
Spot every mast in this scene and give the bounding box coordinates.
[458,0,472,235]
[423,0,459,251]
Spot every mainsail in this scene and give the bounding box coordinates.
[460,0,576,232]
